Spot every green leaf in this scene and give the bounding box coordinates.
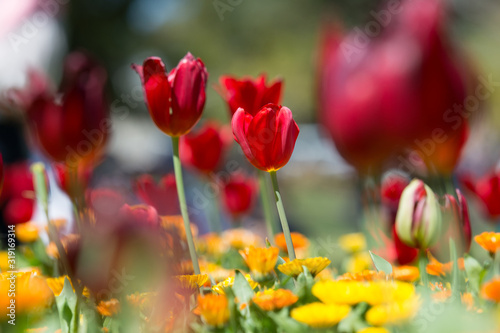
[274,256,295,290]
[232,271,255,316]
[369,251,393,274]
[464,255,483,294]
[55,277,78,333]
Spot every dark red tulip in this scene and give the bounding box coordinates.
[132,53,207,137]
[232,103,299,172]
[381,171,410,216]
[26,52,109,165]
[0,162,35,225]
[87,188,127,226]
[392,225,418,265]
[318,0,469,174]
[134,174,180,216]
[461,171,500,221]
[217,74,283,117]
[0,154,3,195]
[221,172,258,218]
[180,122,230,174]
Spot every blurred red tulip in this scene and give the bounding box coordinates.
[132,53,207,137]
[432,189,471,260]
[318,0,469,174]
[26,52,109,165]
[87,188,127,226]
[0,162,35,225]
[180,122,230,174]
[134,174,180,216]
[0,154,3,195]
[119,204,160,228]
[222,172,258,218]
[392,225,418,265]
[232,104,299,172]
[53,162,92,199]
[217,74,283,117]
[381,171,410,215]
[461,171,500,221]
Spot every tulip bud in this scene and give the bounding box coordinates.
[395,179,442,249]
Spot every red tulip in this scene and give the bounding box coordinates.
[432,189,471,260]
[87,188,127,226]
[0,162,35,224]
[217,74,283,116]
[221,172,258,218]
[53,162,92,199]
[134,174,180,216]
[461,171,500,221]
[132,53,207,137]
[26,52,109,165]
[0,154,3,195]
[232,103,299,172]
[381,171,410,216]
[180,122,230,174]
[318,0,469,174]
[392,225,418,265]
[119,204,160,228]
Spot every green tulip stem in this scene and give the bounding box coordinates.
[419,249,429,288]
[269,170,295,261]
[172,137,201,275]
[258,170,276,242]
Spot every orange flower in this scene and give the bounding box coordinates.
[97,298,120,317]
[161,215,198,241]
[274,232,309,253]
[16,222,39,243]
[426,255,464,277]
[278,257,331,277]
[392,266,419,282]
[252,289,298,311]
[239,246,279,278]
[481,278,500,303]
[475,232,500,255]
[224,229,261,249]
[174,274,209,294]
[46,234,80,259]
[194,294,230,327]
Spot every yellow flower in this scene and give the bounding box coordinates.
[16,222,40,243]
[96,298,120,317]
[365,296,419,326]
[252,289,298,311]
[194,294,230,327]
[277,257,331,277]
[198,233,229,256]
[200,262,232,283]
[212,275,258,295]
[239,246,279,278]
[224,229,261,249]
[174,274,209,294]
[339,233,366,253]
[475,232,500,255]
[346,252,372,273]
[0,271,54,317]
[45,276,91,298]
[274,232,309,253]
[481,277,500,303]
[291,302,350,328]
[337,270,385,282]
[313,280,416,306]
[357,328,390,333]
[0,251,10,272]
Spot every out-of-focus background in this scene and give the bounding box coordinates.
[1,0,500,242]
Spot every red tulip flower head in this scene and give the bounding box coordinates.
[462,171,500,221]
[222,172,258,218]
[232,103,299,172]
[132,53,207,137]
[217,74,283,116]
[134,174,180,216]
[180,122,231,174]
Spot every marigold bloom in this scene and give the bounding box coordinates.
[474,232,500,255]
[346,252,372,273]
[291,302,350,328]
[277,257,331,277]
[338,233,366,253]
[132,53,207,137]
[217,74,283,116]
[239,246,279,278]
[197,233,229,256]
[365,297,419,326]
[174,274,209,294]
[481,278,500,303]
[426,255,465,277]
[358,328,390,333]
[15,221,39,243]
[232,104,299,172]
[212,275,258,295]
[223,229,261,249]
[45,276,91,298]
[252,289,298,311]
[161,215,198,241]
[97,298,120,317]
[392,266,419,282]
[0,271,54,316]
[194,294,230,327]
[274,232,309,253]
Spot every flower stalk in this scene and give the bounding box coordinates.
[258,171,276,242]
[172,137,201,275]
[269,171,295,261]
